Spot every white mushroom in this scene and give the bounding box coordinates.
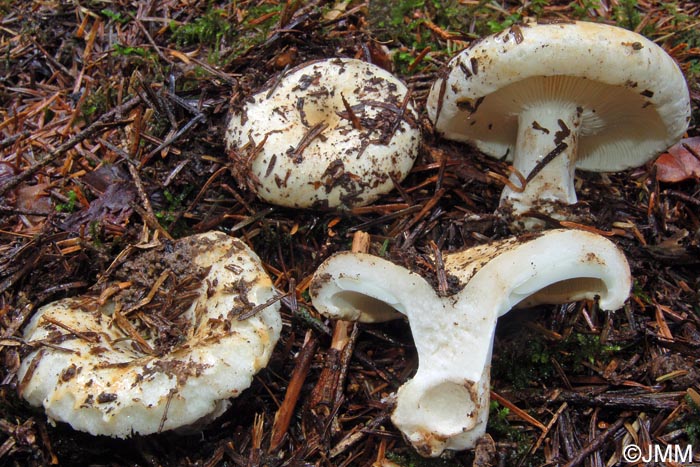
[310,229,631,456]
[427,21,691,228]
[226,58,421,209]
[18,232,281,438]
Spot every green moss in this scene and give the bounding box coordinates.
[113,43,155,60]
[155,187,193,234]
[488,400,512,435]
[379,238,391,257]
[368,0,471,74]
[55,190,78,213]
[171,9,233,50]
[632,280,652,305]
[528,0,550,16]
[493,329,623,389]
[569,0,602,19]
[683,395,700,445]
[486,13,522,34]
[385,450,459,467]
[100,8,131,24]
[613,0,641,31]
[109,42,162,80]
[170,4,283,65]
[487,401,542,466]
[80,87,113,121]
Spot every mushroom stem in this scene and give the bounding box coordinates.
[427,21,691,231]
[502,102,581,217]
[310,229,631,456]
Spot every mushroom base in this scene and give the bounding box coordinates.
[391,369,491,457]
[499,196,595,232]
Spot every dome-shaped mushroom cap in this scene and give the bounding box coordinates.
[226,58,421,209]
[427,20,691,172]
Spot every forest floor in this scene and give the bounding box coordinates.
[1,1,699,466]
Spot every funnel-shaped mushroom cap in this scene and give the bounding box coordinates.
[427,21,691,172]
[226,58,421,209]
[442,230,632,312]
[310,229,631,456]
[18,232,281,438]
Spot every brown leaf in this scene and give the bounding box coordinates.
[16,183,51,214]
[60,180,135,232]
[365,41,393,73]
[654,137,700,182]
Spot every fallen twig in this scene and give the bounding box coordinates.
[0,96,141,198]
[561,416,628,467]
[269,329,319,452]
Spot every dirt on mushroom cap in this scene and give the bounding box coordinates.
[226,58,421,209]
[17,232,282,438]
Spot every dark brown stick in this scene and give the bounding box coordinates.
[561,416,627,467]
[309,232,369,420]
[525,142,568,183]
[269,330,319,452]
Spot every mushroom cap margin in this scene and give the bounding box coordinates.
[17,232,282,438]
[226,58,421,209]
[426,20,691,172]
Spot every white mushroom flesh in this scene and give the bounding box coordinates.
[510,100,580,206]
[18,232,281,438]
[226,58,421,209]
[310,229,631,456]
[427,21,691,221]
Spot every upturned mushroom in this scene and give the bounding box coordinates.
[427,21,691,228]
[226,58,421,209]
[310,229,631,456]
[18,232,281,438]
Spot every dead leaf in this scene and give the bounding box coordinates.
[60,166,135,232]
[654,137,700,182]
[365,41,393,73]
[644,229,700,264]
[16,183,51,229]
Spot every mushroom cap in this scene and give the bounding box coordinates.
[18,232,281,438]
[427,20,691,172]
[226,58,421,209]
